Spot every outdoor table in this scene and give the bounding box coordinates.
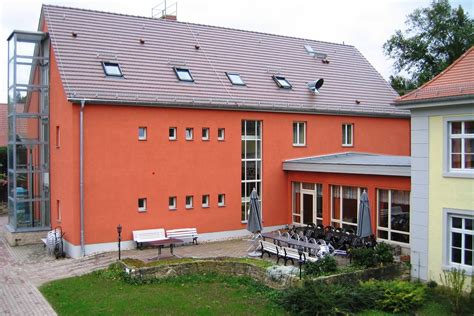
[261,232,320,253]
[148,238,184,259]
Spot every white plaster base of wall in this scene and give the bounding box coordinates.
[63,224,287,259]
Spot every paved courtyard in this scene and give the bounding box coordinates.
[0,215,253,315]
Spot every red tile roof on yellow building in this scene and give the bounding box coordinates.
[396,46,474,104]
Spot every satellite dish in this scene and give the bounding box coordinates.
[307,78,324,94]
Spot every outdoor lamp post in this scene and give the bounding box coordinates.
[117,224,122,260]
[298,247,304,280]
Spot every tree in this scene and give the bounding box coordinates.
[383,0,474,95]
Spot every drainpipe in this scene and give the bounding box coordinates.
[80,100,85,257]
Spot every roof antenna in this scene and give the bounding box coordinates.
[152,1,178,21]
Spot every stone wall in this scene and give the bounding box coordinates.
[311,263,408,285]
[121,259,299,289]
[3,227,48,246]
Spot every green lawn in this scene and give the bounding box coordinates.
[40,270,286,316]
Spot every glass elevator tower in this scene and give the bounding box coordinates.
[7,31,50,231]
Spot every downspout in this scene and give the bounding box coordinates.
[80,100,85,256]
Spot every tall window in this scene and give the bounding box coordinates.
[217,128,225,141]
[202,128,210,141]
[331,185,366,230]
[342,123,353,146]
[293,122,306,146]
[169,127,177,140]
[185,128,193,140]
[138,127,147,140]
[241,120,262,222]
[292,182,323,225]
[377,189,410,244]
[448,214,473,269]
[449,120,473,171]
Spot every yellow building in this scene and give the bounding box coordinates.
[396,47,474,287]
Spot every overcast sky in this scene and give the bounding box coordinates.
[0,0,473,103]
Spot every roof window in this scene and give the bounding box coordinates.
[272,75,292,89]
[226,72,246,86]
[174,67,194,82]
[102,62,123,77]
[304,44,315,55]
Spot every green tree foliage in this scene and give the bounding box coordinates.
[384,0,474,95]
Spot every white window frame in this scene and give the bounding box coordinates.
[169,127,177,140]
[185,195,193,209]
[342,123,354,147]
[218,194,225,207]
[168,196,176,210]
[376,189,410,245]
[202,194,210,208]
[292,122,306,146]
[291,182,323,226]
[138,198,147,212]
[443,208,473,275]
[217,128,225,141]
[185,128,193,141]
[241,120,262,222]
[202,128,210,141]
[330,185,365,230]
[445,117,474,177]
[138,127,147,140]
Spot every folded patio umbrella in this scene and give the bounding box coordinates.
[357,190,372,238]
[247,188,263,234]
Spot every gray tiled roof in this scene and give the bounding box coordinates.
[42,5,408,117]
[283,152,410,176]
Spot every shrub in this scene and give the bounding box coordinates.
[280,281,376,315]
[360,280,425,314]
[351,247,378,268]
[304,255,337,277]
[374,242,394,264]
[439,268,469,315]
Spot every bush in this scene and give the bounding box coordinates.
[439,268,469,315]
[351,247,378,268]
[280,281,376,315]
[361,280,425,313]
[374,242,394,264]
[304,255,337,277]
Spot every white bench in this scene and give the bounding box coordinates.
[133,228,168,249]
[282,247,318,265]
[166,228,199,245]
[260,240,284,263]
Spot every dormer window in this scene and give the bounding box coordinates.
[174,67,194,82]
[102,62,123,77]
[226,72,245,85]
[272,75,292,89]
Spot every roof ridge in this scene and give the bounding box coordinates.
[398,46,474,101]
[42,4,354,48]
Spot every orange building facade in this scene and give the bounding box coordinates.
[7,5,412,258]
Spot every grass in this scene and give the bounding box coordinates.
[122,257,274,269]
[40,267,286,316]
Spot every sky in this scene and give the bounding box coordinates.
[0,0,473,103]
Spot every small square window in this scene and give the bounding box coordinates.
[169,196,177,210]
[342,124,354,147]
[218,128,225,141]
[185,128,194,140]
[218,194,225,207]
[202,195,209,207]
[174,67,194,82]
[186,196,193,209]
[138,198,147,212]
[102,62,123,77]
[169,127,177,140]
[138,127,147,140]
[272,75,292,89]
[226,72,246,85]
[202,128,210,140]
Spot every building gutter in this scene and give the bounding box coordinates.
[67,97,410,119]
[80,100,85,257]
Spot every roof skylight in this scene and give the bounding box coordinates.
[174,67,194,82]
[226,72,245,85]
[102,62,123,77]
[304,44,315,55]
[272,75,292,89]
